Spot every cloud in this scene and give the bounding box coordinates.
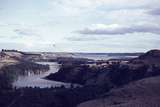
[49,0,150,16]
[76,23,160,35]
[14,29,39,36]
[66,36,100,41]
[50,0,158,9]
[148,8,160,16]
[1,0,160,52]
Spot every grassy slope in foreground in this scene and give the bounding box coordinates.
[78,75,160,107]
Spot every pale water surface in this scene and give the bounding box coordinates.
[12,62,71,88]
[12,54,138,88]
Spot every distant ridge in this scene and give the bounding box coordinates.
[139,49,160,59]
[132,49,160,65]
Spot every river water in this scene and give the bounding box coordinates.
[12,62,71,88]
[12,54,138,88]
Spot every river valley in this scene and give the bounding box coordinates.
[12,62,71,88]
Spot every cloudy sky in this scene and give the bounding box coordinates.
[0,0,160,52]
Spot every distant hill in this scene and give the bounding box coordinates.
[1,50,24,59]
[131,49,160,65]
[139,49,160,59]
[0,51,20,67]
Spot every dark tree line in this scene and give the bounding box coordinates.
[0,61,49,90]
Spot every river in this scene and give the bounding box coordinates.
[12,54,138,88]
[12,62,71,88]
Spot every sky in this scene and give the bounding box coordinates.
[0,0,160,53]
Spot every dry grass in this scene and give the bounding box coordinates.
[78,76,160,107]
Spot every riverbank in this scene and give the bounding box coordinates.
[12,62,73,88]
[1,49,160,107]
[44,50,160,107]
[0,51,50,89]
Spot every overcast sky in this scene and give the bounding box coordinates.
[0,0,160,52]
